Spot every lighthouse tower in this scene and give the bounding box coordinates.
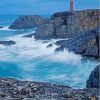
[70,0,74,12]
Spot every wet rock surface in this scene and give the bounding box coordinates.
[9,15,43,29]
[86,65,100,88]
[0,26,3,29]
[55,40,67,46]
[0,78,99,100]
[34,9,99,40]
[0,40,16,45]
[22,33,34,38]
[8,9,99,59]
[47,43,53,48]
[55,27,100,59]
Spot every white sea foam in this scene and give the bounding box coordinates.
[0,26,17,31]
[0,32,98,88]
[0,34,81,65]
[0,26,10,31]
[50,49,82,65]
[0,26,32,32]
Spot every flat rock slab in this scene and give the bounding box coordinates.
[0,40,16,45]
[22,33,34,38]
[0,26,3,29]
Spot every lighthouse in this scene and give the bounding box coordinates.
[70,0,74,12]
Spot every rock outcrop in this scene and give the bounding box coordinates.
[34,9,99,40]
[22,33,34,38]
[86,65,99,88]
[0,40,16,45]
[0,78,99,100]
[0,26,3,29]
[9,15,43,29]
[55,27,100,59]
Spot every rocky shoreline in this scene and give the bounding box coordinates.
[34,9,99,40]
[0,77,99,100]
[86,65,100,88]
[0,65,99,100]
[0,9,99,99]
[55,26,100,59]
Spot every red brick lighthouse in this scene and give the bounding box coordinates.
[70,0,74,12]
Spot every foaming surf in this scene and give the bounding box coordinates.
[0,34,81,63]
[0,26,10,31]
[0,31,99,88]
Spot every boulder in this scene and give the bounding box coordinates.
[9,15,43,29]
[47,44,53,48]
[0,26,3,29]
[86,65,99,88]
[0,40,16,45]
[34,9,99,40]
[55,27,100,59]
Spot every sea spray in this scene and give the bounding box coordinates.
[0,33,98,88]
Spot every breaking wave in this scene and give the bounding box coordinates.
[0,30,98,88]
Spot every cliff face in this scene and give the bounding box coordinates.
[86,65,99,88]
[55,27,100,58]
[9,15,43,29]
[9,9,99,38]
[8,9,99,59]
[34,9,99,39]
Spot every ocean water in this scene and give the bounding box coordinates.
[0,15,99,88]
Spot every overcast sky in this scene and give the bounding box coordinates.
[0,0,99,15]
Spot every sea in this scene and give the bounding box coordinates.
[0,15,98,89]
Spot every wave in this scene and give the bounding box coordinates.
[0,26,20,31]
[0,26,32,32]
[0,34,81,63]
[0,33,98,88]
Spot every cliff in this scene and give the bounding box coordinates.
[9,9,100,59]
[34,9,99,39]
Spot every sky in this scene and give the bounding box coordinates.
[0,0,99,15]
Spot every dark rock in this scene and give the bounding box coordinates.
[55,27,100,59]
[0,78,99,99]
[34,18,57,40]
[47,44,53,48]
[55,40,67,46]
[0,40,16,45]
[0,26,3,29]
[34,9,99,40]
[22,33,34,38]
[55,46,64,52]
[86,65,99,88]
[9,15,43,29]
